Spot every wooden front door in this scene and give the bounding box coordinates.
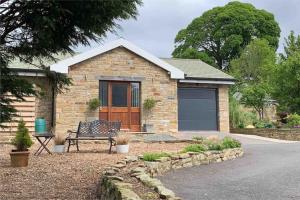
[99,81,140,131]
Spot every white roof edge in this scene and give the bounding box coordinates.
[179,79,235,85]
[50,38,185,79]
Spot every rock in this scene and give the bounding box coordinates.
[203,152,212,156]
[110,167,121,172]
[156,156,171,162]
[114,182,133,189]
[170,155,180,160]
[137,174,163,188]
[107,176,124,181]
[104,169,116,176]
[187,151,200,155]
[180,158,192,164]
[131,167,146,174]
[125,155,138,163]
[113,163,126,169]
[182,162,193,168]
[178,153,190,159]
[119,187,142,200]
[117,160,127,165]
[155,185,176,199]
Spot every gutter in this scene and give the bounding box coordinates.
[179,77,235,85]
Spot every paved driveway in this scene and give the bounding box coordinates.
[159,134,300,200]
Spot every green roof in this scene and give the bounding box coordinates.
[7,53,75,70]
[8,52,234,80]
[161,58,234,80]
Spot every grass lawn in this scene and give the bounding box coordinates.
[0,142,186,200]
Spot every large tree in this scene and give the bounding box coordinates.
[172,1,280,70]
[0,0,141,126]
[230,39,276,119]
[273,31,300,113]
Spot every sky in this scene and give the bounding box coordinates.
[77,0,300,57]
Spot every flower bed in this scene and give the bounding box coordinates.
[97,146,244,200]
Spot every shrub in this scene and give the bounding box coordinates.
[207,142,224,151]
[143,98,156,110]
[277,112,288,124]
[192,136,204,142]
[287,113,300,128]
[229,96,258,128]
[182,144,207,153]
[116,135,130,145]
[12,120,34,151]
[143,152,170,161]
[222,136,241,149]
[88,98,100,111]
[54,133,66,145]
[254,120,273,128]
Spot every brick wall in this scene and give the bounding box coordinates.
[55,47,178,134]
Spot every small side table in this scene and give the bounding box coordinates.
[33,133,54,156]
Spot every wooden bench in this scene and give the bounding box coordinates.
[66,120,121,153]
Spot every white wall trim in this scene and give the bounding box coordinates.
[50,38,185,79]
[179,79,235,85]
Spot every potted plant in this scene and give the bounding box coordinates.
[53,133,66,153]
[143,98,156,132]
[88,98,101,111]
[10,120,34,167]
[116,135,130,154]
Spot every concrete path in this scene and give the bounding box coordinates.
[159,133,300,200]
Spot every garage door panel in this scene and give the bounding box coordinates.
[178,88,217,131]
[179,89,216,99]
[179,119,217,131]
[179,99,216,113]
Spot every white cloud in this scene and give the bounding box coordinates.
[76,0,300,56]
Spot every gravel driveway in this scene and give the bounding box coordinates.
[159,134,300,200]
[0,142,187,200]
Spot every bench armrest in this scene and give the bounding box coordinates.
[67,130,77,138]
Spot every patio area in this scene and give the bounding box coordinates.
[0,141,187,200]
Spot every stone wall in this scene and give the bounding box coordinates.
[55,47,178,134]
[231,128,300,141]
[98,148,244,200]
[218,85,230,132]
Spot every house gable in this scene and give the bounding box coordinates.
[50,38,184,79]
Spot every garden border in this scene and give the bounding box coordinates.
[97,148,244,200]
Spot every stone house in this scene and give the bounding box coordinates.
[3,39,234,136]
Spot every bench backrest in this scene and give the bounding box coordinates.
[76,120,121,138]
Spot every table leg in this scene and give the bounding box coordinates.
[34,137,53,156]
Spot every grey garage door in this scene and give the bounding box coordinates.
[178,88,218,131]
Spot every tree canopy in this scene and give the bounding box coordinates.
[230,39,276,119]
[172,1,280,70]
[273,31,300,113]
[0,0,141,126]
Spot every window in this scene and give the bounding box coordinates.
[99,81,108,106]
[112,83,128,107]
[131,83,140,107]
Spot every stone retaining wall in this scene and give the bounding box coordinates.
[97,148,244,200]
[231,128,300,141]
